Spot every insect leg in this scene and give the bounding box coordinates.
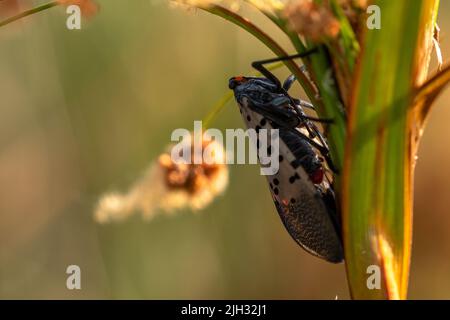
[298,118,338,173]
[290,129,338,174]
[251,48,318,89]
[310,126,339,173]
[283,64,312,92]
[302,115,334,124]
[247,100,329,155]
[296,99,315,110]
[291,103,329,123]
[283,74,296,91]
[291,104,323,139]
[252,50,324,142]
[249,99,338,172]
[292,98,313,109]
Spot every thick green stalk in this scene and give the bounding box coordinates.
[343,0,439,299]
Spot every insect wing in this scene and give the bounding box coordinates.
[236,96,343,263]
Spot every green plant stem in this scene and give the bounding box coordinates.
[305,45,347,170]
[202,91,234,130]
[329,0,359,71]
[343,0,438,299]
[0,1,59,28]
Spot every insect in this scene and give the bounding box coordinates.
[229,50,343,263]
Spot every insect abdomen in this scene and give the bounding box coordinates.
[271,130,343,263]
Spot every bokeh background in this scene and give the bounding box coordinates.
[0,0,449,299]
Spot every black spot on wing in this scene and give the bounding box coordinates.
[260,118,267,126]
[289,173,300,184]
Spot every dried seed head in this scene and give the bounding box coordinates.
[160,136,226,193]
[94,133,228,223]
[284,0,340,42]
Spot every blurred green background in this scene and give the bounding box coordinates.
[0,0,449,299]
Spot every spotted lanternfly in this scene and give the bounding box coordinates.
[229,50,343,263]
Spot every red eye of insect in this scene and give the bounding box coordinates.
[310,167,324,184]
[229,76,248,89]
[234,76,250,85]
